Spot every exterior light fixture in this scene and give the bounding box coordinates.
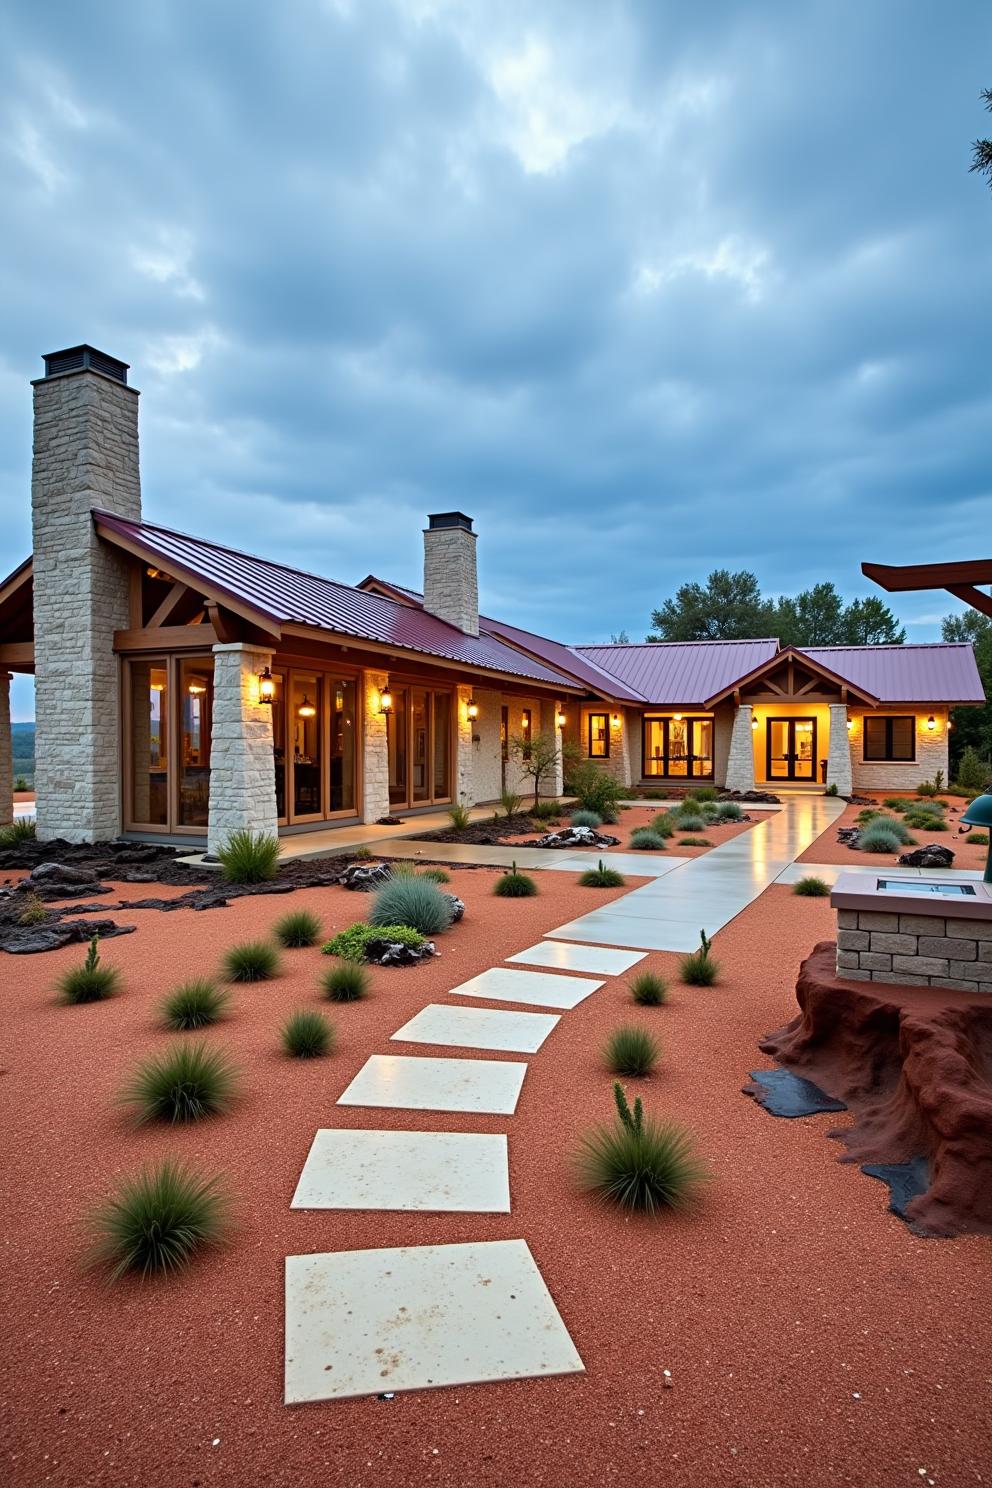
[521,712,530,728]
[556,709,566,728]
[611,713,620,726]
[297,694,317,719]
[379,686,393,715]
[751,715,758,729]
[467,697,479,721]
[847,718,853,731]
[926,715,936,731]
[673,713,683,723]
[258,667,275,705]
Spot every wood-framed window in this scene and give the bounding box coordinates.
[386,683,455,809]
[863,715,916,763]
[272,665,360,826]
[124,652,215,834]
[588,712,609,758]
[641,715,714,780]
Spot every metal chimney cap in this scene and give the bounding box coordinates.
[426,512,474,532]
[40,345,130,384]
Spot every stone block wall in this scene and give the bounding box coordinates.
[826,703,852,795]
[362,670,390,823]
[836,909,992,992]
[468,688,502,805]
[0,672,12,827]
[725,705,755,793]
[206,644,278,854]
[713,705,733,788]
[849,710,949,793]
[455,685,475,804]
[422,524,479,636]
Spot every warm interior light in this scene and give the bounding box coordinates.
[467,698,479,721]
[298,694,317,718]
[926,715,936,731]
[258,667,275,704]
[556,710,566,728]
[751,716,758,729]
[187,678,207,696]
[379,686,393,715]
[673,713,682,722]
[521,712,530,727]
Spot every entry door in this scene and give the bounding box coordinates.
[766,718,817,781]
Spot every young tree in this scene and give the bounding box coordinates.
[507,730,562,810]
[648,570,776,641]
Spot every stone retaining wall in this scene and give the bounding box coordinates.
[837,909,992,992]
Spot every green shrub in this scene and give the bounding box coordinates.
[678,837,711,847]
[222,940,280,982]
[88,1160,230,1281]
[673,812,706,832]
[500,788,523,817]
[0,817,37,845]
[370,875,454,935]
[17,891,48,926]
[650,812,678,839]
[448,801,472,830]
[630,828,666,850]
[575,1083,705,1213]
[323,922,428,960]
[57,936,121,1004]
[824,783,838,796]
[883,797,914,812]
[604,1024,661,1077]
[916,775,942,797]
[856,807,885,824]
[531,798,562,822]
[579,858,626,888]
[274,908,322,948]
[792,876,832,897]
[566,761,624,822]
[419,866,451,884]
[494,861,538,897]
[685,786,719,803]
[956,746,990,794]
[161,979,229,1030]
[715,801,745,822]
[351,846,373,862]
[680,929,719,986]
[858,813,916,844]
[281,1009,334,1058]
[14,775,29,791]
[629,971,668,1006]
[320,959,370,1001]
[216,829,280,884]
[120,1040,239,1124]
[571,808,603,828]
[903,809,946,831]
[857,822,905,854]
[966,831,989,845]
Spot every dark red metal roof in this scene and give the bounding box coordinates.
[801,644,984,703]
[575,640,781,706]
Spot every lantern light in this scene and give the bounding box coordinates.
[258,666,275,705]
[521,712,530,728]
[926,715,936,732]
[467,697,479,721]
[847,718,853,731]
[556,710,566,728]
[379,686,393,715]
[298,694,317,719]
[611,713,620,726]
[751,715,758,729]
[673,713,682,723]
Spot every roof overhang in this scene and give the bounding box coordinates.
[863,560,992,621]
[704,645,879,708]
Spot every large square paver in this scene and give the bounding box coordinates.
[284,1239,584,1402]
[546,913,704,952]
[291,1129,510,1212]
[448,966,603,1010]
[508,941,646,976]
[391,1003,560,1053]
[337,1054,527,1114]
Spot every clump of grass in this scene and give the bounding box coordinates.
[902,806,947,833]
[792,876,832,897]
[500,788,523,817]
[883,797,914,812]
[579,858,626,888]
[57,936,121,1004]
[323,922,427,961]
[17,891,48,926]
[966,831,989,845]
[678,837,711,847]
[274,908,322,948]
[629,971,668,1006]
[680,929,719,986]
[604,1024,661,1077]
[281,1009,335,1058]
[448,801,472,830]
[857,822,906,855]
[88,1160,231,1281]
[494,861,538,897]
[673,812,707,832]
[571,808,603,829]
[0,817,38,845]
[160,979,229,1030]
[575,1083,705,1213]
[531,799,563,822]
[419,866,451,884]
[715,801,745,822]
[685,786,719,803]
[216,829,280,884]
[370,875,454,935]
[320,960,370,1001]
[630,828,666,851]
[222,940,280,982]
[650,812,678,839]
[351,846,373,862]
[119,1041,239,1124]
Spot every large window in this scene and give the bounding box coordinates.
[588,713,609,758]
[271,667,360,823]
[387,685,454,809]
[863,715,915,762]
[126,654,214,832]
[642,716,713,780]
[178,658,213,827]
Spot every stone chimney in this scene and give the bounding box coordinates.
[423,512,479,636]
[31,346,141,842]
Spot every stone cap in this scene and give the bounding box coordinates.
[830,868,992,922]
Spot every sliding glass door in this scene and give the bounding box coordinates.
[387,686,453,809]
[126,654,215,833]
[272,666,360,825]
[642,716,714,780]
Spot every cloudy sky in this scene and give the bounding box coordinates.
[2,0,990,721]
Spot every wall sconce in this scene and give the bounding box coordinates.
[258,666,275,705]
[521,712,530,728]
[751,715,758,729]
[379,685,393,715]
[846,718,853,731]
[673,712,683,723]
[297,694,317,718]
[948,719,954,730]
[556,709,566,728]
[926,715,936,732]
[611,713,620,727]
[467,697,479,721]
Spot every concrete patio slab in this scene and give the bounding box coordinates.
[284,1239,584,1403]
[290,1129,510,1213]
[545,914,704,953]
[508,941,646,975]
[337,1054,527,1114]
[448,965,604,1010]
[391,1003,560,1053]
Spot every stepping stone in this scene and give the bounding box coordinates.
[392,1003,560,1053]
[546,914,704,953]
[284,1238,584,1403]
[448,966,603,1010]
[508,941,646,976]
[743,1069,847,1118]
[291,1129,510,1212]
[337,1054,527,1114]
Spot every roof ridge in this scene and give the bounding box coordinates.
[802,642,969,652]
[576,637,780,649]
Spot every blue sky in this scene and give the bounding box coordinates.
[2,0,991,722]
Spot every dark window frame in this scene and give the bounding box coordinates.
[862,715,916,763]
[587,712,610,758]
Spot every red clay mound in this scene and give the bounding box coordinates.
[760,942,992,1237]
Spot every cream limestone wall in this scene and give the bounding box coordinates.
[725,705,755,792]
[206,644,278,854]
[423,523,479,636]
[455,685,475,804]
[713,705,734,787]
[467,688,503,805]
[0,672,12,827]
[502,694,551,800]
[849,709,949,793]
[362,670,390,823]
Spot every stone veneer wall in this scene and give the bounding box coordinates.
[206,644,278,854]
[848,710,949,793]
[539,699,565,796]
[837,908,992,993]
[0,672,12,827]
[826,703,852,795]
[31,369,142,843]
[362,670,391,823]
[713,705,733,788]
[468,688,502,805]
[724,705,755,793]
[422,525,479,636]
[455,686,475,804]
[571,707,632,787]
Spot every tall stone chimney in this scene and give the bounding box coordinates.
[31,346,141,842]
[423,512,479,636]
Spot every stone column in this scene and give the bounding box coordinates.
[540,699,565,796]
[0,673,13,827]
[362,670,390,824]
[455,685,475,804]
[617,710,635,788]
[827,704,852,796]
[725,704,755,793]
[207,644,277,854]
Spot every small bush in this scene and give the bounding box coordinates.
[494,861,538,897]
[604,1024,661,1077]
[351,846,373,862]
[323,922,427,960]
[566,761,624,822]
[956,746,991,795]
[274,908,322,948]
[14,775,29,791]
[651,812,678,839]
[685,786,719,803]
[856,807,885,824]
[17,891,48,926]
[320,960,370,1001]
[58,936,121,1004]
[88,1160,230,1281]
[883,797,914,812]
[824,783,838,796]
[903,807,947,832]
[571,808,603,828]
[216,829,280,884]
[858,822,906,855]
[673,812,706,832]
[222,939,280,982]
[448,801,472,830]
[419,866,451,884]
[531,798,562,822]
[678,837,711,847]
[629,971,668,1006]
[161,979,229,1030]
[579,858,626,888]
[500,788,523,817]
[281,1009,334,1058]
[0,817,37,845]
[575,1083,705,1213]
[120,1041,239,1124]
[966,831,989,845]
[630,828,666,851]
[916,777,940,798]
[680,929,719,986]
[370,875,454,935]
[793,875,832,897]
[715,801,745,822]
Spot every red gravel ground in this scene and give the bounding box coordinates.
[505,804,775,858]
[3,847,990,1488]
[798,794,988,870]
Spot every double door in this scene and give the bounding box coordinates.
[766,718,817,781]
[387,686,452,809]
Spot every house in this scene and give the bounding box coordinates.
[0,346,984,847]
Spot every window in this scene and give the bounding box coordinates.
[588,712,609,758]
[863,715,915,762]
[128,659,169,826]
[642,716,714,780]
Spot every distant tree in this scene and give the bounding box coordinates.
[970,88,992,189]
[610,629,630,644]
[841,596,906,645]
[942,607,992,772]
[648,570,776,641]
[774,583,846,647]
[507,730,562,810]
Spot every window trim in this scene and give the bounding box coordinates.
[587,711,610,759]
[862,714,916,763]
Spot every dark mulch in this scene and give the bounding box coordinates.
[408,811,553,844]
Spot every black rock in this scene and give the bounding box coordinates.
[29,863,99,884]
[898,844,955,868]
[0,918,136,954]
[377,816,405,826]
[363,936,437,966]
[341,863,392,891]
[533,826,622,849]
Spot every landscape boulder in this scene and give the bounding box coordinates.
[532,826,621,849]
[28,863,99,885]
[341,863,391,891]
[445,894,466,923]
[363,935,437,966]
[898,844,955,868]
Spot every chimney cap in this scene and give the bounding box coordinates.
[426,511,474,532]
[40,345,129,385]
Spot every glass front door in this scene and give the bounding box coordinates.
[766,718,817,781]
[387,686,453,809]
[642,717,714,779]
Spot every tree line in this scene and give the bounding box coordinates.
[645,570,906,647]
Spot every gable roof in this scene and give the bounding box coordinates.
[801,644,984,704]
[575,639,781,707]
[701,644,881,707]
